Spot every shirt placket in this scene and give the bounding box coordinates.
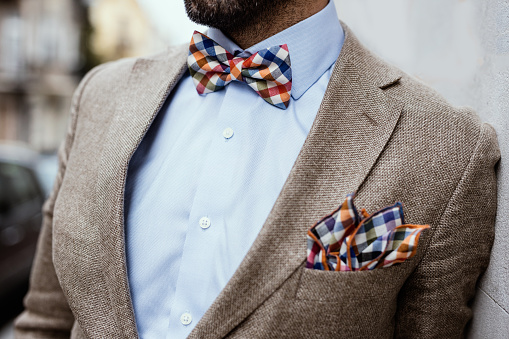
[166,83,247,337]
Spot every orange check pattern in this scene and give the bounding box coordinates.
[188,31,292,109]
[306,194,429,271]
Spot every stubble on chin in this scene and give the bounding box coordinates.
[183,0,267,31]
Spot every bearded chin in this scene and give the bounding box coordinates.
[183,0,265,31]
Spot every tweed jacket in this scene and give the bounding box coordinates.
[15,25,499,338]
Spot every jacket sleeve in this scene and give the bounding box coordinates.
[394,123,500,338]
[14,65,107,339]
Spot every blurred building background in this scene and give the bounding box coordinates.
[0,0,507,337]
[0,0,86,152]
[0,0,168,154]
[89,0,166,62]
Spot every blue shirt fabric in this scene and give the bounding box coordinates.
[124,2,344,338]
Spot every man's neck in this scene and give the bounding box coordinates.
[224,0,328,49]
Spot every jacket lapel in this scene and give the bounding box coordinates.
[189,24,404,338]
[94,45,188,338]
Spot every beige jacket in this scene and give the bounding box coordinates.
[15,25,500,338]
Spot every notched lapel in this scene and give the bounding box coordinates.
[94,45,188,338]
[190,24,404,338]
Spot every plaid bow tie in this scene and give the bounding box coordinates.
[188,31,292,109]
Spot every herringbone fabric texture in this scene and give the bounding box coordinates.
[188,31,292,109]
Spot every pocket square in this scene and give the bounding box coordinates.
[306,193,429,271]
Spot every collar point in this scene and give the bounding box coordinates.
[290,88,304,101]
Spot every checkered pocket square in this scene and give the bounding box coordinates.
[306,193,429,271]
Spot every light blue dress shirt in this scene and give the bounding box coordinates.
[124,2,344,338]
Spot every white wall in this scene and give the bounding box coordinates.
[335,0,483,107]
[466,0,509,336]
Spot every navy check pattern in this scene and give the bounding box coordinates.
[188,31,292,109]
[307,194,429,271]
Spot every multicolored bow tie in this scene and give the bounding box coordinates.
[187,31,292,109]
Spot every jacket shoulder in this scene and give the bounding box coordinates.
[79,44,187,98]
[341,23,485,148]
[396,73,480,127]
[73,44,188,118]
[387,71,489,154]
[353,37,500,180]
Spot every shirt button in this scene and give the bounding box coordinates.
[223,127,234,139]
[199,217,211,229]
[180,312,192,326]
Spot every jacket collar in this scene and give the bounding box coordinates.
[94,22,403,338]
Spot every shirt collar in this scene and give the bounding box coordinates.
[207,0,344,100]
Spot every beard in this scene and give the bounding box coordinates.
[184,0,285,32]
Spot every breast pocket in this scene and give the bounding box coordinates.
[295,260,412,304]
